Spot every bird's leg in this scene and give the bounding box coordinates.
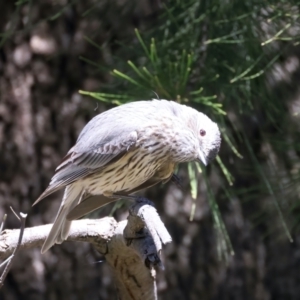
[113,192,172,268]
[122,197,172,268]
[112,193,154,241]
[170,173,182,188]
[112,193,154,206]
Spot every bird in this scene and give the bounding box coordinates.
[34,99,221,253]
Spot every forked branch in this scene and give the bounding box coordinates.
[0,201,172,300]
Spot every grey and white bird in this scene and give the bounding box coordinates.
[34,99,221,253]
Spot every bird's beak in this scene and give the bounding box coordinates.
[197,150,207,166]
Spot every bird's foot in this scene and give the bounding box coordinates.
[123,197,172,269]
[133,196,154,206]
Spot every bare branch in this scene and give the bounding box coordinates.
[0,217,117,260]
[101,200,172,300]
[103,220,159,300]
[0,202,172,299]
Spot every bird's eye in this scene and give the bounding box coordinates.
[200,129,206,137]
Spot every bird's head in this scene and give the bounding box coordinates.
[161,100,221,165]
[194,113,221,165]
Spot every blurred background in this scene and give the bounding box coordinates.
[1,0,300,299]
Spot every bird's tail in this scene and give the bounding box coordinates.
[41,184,82,254]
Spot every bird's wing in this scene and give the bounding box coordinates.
[66,194,119,220]
[34,100,178,206]
[66,172,178,221]
[33,129,138,205]
[65,176,160,221]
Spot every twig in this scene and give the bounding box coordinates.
[0,209,27,289]
[0,257,12,269]
[0,214,7,233]
[10,206,21,221]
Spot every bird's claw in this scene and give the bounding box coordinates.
[134,197,154,206]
